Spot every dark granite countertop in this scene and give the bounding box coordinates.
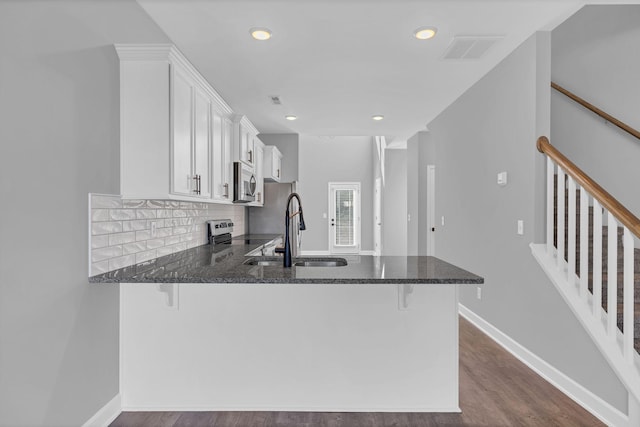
[89,234,483,285]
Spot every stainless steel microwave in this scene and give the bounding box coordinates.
[233,162,256,203]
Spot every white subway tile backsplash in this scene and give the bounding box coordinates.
[92,222,123,235]
[157,246,173,257]
[165,235,180,246]
[91,235,110,249]
[91,194,122,209]
[91,260,109,276]
[109,232,136,246]
[156,228,172,238]
[122,220,148,232]
[110,209,136,220]
[136,249,157,263]
[89,194,246,276]
[109,255,135,271]
[92,245,123,262]
[146,238,165,249]
[92,209,110,222]
[123,242,146,255]
[136,209,157,219]
[136,230,152,241]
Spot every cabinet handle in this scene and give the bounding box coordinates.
[248,150,253,163]
[223,183,229,198]
[198,175,201,195]
[258,192,261,203]
[193,175,201,195]
[277,169,280,178]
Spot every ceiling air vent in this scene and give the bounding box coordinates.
[270,95,282,105]
[443,36,503,60]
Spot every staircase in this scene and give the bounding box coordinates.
[531,136,640,411]
[554,176,640,352]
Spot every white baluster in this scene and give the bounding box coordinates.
[568,177,576,288]
[607,212,618,338]
[547,157,555,257]
[623,228,635,361]
[593,200,603,318]
[580,187,589,300]
[557,169,566,275]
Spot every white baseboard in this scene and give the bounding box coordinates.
[82,394,121,427]
[121,405,461,413]
[459,304,629,427]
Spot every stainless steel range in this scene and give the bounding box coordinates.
[207,219,234,245]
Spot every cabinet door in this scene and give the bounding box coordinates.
[223,118,233,200]
[255,144,264,205]
[211,112,225,201]
[172,69,193,195]
[273,150,282,181]
[193,86,211,198]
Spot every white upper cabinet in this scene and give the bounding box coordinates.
[263,145,283,182]
[232,115,258,169]
[171,67,211,199]
[115,44,257,203]
[250,141,265,207]
[212,114,233,203]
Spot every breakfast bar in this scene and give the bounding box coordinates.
[91,236,483,413]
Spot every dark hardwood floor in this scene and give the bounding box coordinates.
[110,317,604,427]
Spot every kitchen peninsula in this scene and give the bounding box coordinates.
[91,236,482,413]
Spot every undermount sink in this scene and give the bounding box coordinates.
[243,256,348,267]
[293,258,347,267]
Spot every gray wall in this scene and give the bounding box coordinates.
[298,136,374,252]
[0,1,170,425]
[406,132,436,256]
[426,33,628,411]
[383,149,407,255]
[257,133,299,183]
[551,5,640,222]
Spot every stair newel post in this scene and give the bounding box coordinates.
[546,157,555,258]
[568,177,577,287]
[593,200,603,317]
[557,169,566,274]
[607,212,618,338]
[624,228,635,362]
[579,187,589,300]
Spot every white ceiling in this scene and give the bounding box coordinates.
[137,0,581,139]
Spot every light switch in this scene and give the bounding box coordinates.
[517,220,524,235]
[322,213,327,219]
[497,172,508,186]
[441,216,445,226]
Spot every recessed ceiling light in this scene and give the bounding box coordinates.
[285,115,297,121]
[372,115,384,121]
[414,26,437,40]
[250,27,272,41]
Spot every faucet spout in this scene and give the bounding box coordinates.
[284,192,305,267]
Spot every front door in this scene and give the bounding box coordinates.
[329,182,361,254]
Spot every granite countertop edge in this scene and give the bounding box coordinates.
[89,234,484,285]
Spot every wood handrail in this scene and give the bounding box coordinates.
[537,136,640,238]
[551,82,640,141]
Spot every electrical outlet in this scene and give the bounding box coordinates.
[441,216,445,226]
[517,220,524,235]
[477,287,482,300]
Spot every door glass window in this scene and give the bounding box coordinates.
[335,189,354,246]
